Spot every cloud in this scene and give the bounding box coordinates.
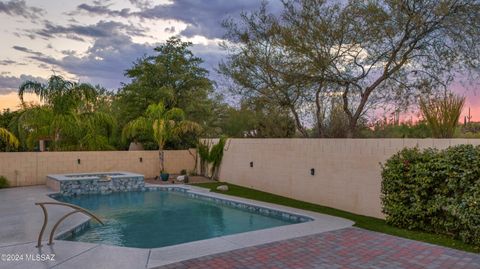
[12,46,44,56]
[75,3,131,18]
[74,0,283,39]
[32,20,147,41]
[24,33,155,89]
[13,19,158,89]
[192,43,226,72]
[0,60,17,65]
[129,0,151,10]
[0,0,44,20]
[0,74,47,94]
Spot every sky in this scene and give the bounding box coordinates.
[0,0,478,121]
[0,0,279,110]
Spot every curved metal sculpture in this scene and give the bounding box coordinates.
[35,201,104,248]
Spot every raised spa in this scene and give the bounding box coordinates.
[47,172,145,196]
[52,188,312,248]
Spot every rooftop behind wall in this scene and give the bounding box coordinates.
[0,149,196,187]
[215,139,480,219]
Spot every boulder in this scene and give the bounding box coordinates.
[216,185,229,191]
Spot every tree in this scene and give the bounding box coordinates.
[420,93,465,138]
[116,37,215,131]
[218,97,296,138]
[17,75,115,150]
[220,5,312,137]
[122,102,201,174]
[221,0,480,137]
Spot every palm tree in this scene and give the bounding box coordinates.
[17,75,115,150]
[0,128,19,149]
[122,102,201,175]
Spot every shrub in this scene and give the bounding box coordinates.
[180,169,187,175]
[381,145,480,246]
[0,176,9,188]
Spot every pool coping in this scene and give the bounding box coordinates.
[0,184,354,268]
[49,183,354,268]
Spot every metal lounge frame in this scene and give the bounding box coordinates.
[35,202,104,248]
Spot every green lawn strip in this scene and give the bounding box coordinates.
[192,182,480,253]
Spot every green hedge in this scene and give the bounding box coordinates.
[381,144,480,246]
[0,176,9,188]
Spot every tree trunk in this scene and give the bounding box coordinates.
[346,117,358,138]
[159,149,165,174]
[315,87,325,138]
[289,105,309,137]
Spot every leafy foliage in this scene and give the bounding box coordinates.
[0,176,9,188]
[362,120,432,138]
[219,98,296,138]
[381,145,480,246]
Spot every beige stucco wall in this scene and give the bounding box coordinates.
[216,139,480,219]
[0,149,196,187]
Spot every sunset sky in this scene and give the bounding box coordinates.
[0,0,478,121]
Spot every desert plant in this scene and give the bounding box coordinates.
[196,138,227,180]
[209,137,227,180]
[197,140,211,176]
[0,176,10,188]
[419,93,465,138]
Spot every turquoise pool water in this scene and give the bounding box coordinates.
[54,190,304,248]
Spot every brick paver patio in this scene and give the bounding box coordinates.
[159,227,480,269]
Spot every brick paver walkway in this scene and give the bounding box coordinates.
[159,227,480,269]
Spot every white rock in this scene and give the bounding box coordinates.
[176,175,186,182]
[216,185,229,191]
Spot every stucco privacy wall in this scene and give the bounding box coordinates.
[216,139,480,219]
[0,149,196,187]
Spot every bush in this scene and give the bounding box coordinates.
[180,169,187,175]
[0,176,9,188]
[381,145,480,246]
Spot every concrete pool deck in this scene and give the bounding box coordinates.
[0,185,353,269]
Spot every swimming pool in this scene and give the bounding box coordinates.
[52,188,312,248]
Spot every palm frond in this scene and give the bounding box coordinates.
[146,102,166,118]
[0,128,19,149]
[175,120,202,136]
[122,116,150,142]
[19,80,46,103]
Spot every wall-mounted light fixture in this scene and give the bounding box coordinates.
[139,157,143,163]
[310,168,315,176]
[77,159,81,165]
[250,161,254,168]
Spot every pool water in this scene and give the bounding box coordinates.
[54,190,302,248]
